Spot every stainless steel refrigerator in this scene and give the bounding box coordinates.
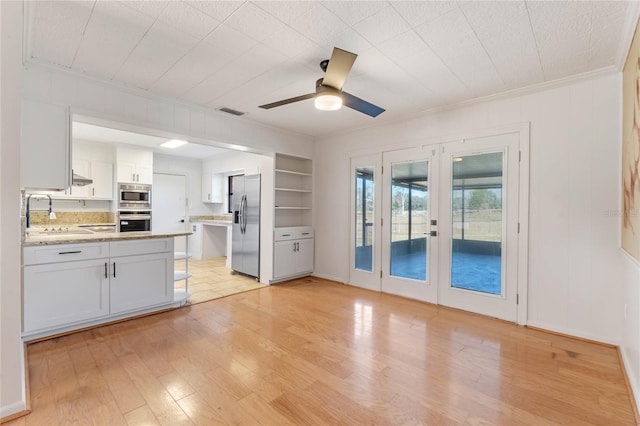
[231,174,260,279]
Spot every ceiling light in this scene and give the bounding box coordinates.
[314,94,342,111]
[161,139,188,148]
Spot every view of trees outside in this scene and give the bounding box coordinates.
[354,171,374,247]
[452,187,502,242]
[391,184,428,242]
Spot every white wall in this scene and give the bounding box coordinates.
[0,1,26,419]
[315,73,626,346]
[621,252,640,410]
[22,64,314,159]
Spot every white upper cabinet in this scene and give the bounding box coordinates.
[90,161,113,199]
[116,147,153,184]
[21,100,71,190]
[54,139,114,200]
[202,173,223,203]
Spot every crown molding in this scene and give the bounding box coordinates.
[318,66,619,141]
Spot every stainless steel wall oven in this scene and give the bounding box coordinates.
[117,211,151,232]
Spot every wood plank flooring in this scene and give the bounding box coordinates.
[175,257,264,305]
[5,277,637,425]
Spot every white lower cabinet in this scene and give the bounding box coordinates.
[109,252,172,314]
[273,227,314,281]
[23,258,109,332]
[23,238,175,339]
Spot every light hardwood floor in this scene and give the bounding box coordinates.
[175,257,264,305]
[5,277,637,425]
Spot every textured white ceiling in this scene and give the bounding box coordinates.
[26,1,634,137]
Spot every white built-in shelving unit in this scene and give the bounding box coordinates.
[173,236,191,304]
[274,154,313,228]
[273,154,314,282]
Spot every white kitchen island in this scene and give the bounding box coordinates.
[22,230,191,341]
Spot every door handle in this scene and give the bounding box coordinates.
[104,262,108,278]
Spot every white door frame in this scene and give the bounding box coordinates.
[349,154,382,291]
[347,123,530,325]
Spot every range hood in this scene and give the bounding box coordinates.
[72,173,93,186]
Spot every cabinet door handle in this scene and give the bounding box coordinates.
[104,262,108,278]
[58,250,81,255]
[113,262,116,278]
[92,187,95,196]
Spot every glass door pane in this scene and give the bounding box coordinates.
[451,152,503,295]
[355,167,374,272]
[389,161,429,281]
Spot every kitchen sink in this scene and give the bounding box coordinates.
[77,225,116,233]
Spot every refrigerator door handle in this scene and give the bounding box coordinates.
[241,195,247,234]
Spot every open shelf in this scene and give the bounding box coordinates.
[275,169,312,176]
[275,187,312,193]
[174,270,192,281]
[275,206,312,210]
[174,251,192,261]
[274,154,312,228]
[174,288,191,304]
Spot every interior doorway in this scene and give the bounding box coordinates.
[153,173,188,252]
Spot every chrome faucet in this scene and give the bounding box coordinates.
[26,194,56,228]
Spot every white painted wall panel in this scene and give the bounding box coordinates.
[22,64,314,160]
[314,73,625,346]
[1,2,26,418]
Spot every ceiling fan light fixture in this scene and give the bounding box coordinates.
[314,93,342,111]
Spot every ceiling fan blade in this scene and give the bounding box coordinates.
[342,92,385,117]
[322,47,357,90]
[259,93,315,109]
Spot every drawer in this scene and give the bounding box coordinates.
[296,228,313,239]
[24,242,110,265]
[110,238,172,257]
[274,228,297,241]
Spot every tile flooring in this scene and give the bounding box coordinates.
[174,257,264,305]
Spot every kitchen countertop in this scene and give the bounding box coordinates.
[192,220,232,226]
[23,230,192,247]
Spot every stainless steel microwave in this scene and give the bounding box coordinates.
[118,183,151,210]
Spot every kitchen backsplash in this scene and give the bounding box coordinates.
[29,211,115,225]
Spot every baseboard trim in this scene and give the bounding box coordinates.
[310,272,345,284]
[619,347,640,424]
[525,321,618,347]
[0,407,29,424]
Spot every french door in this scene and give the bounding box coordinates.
[349,155,381,291]
[349,132,524,322]
[380,147,438,302]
